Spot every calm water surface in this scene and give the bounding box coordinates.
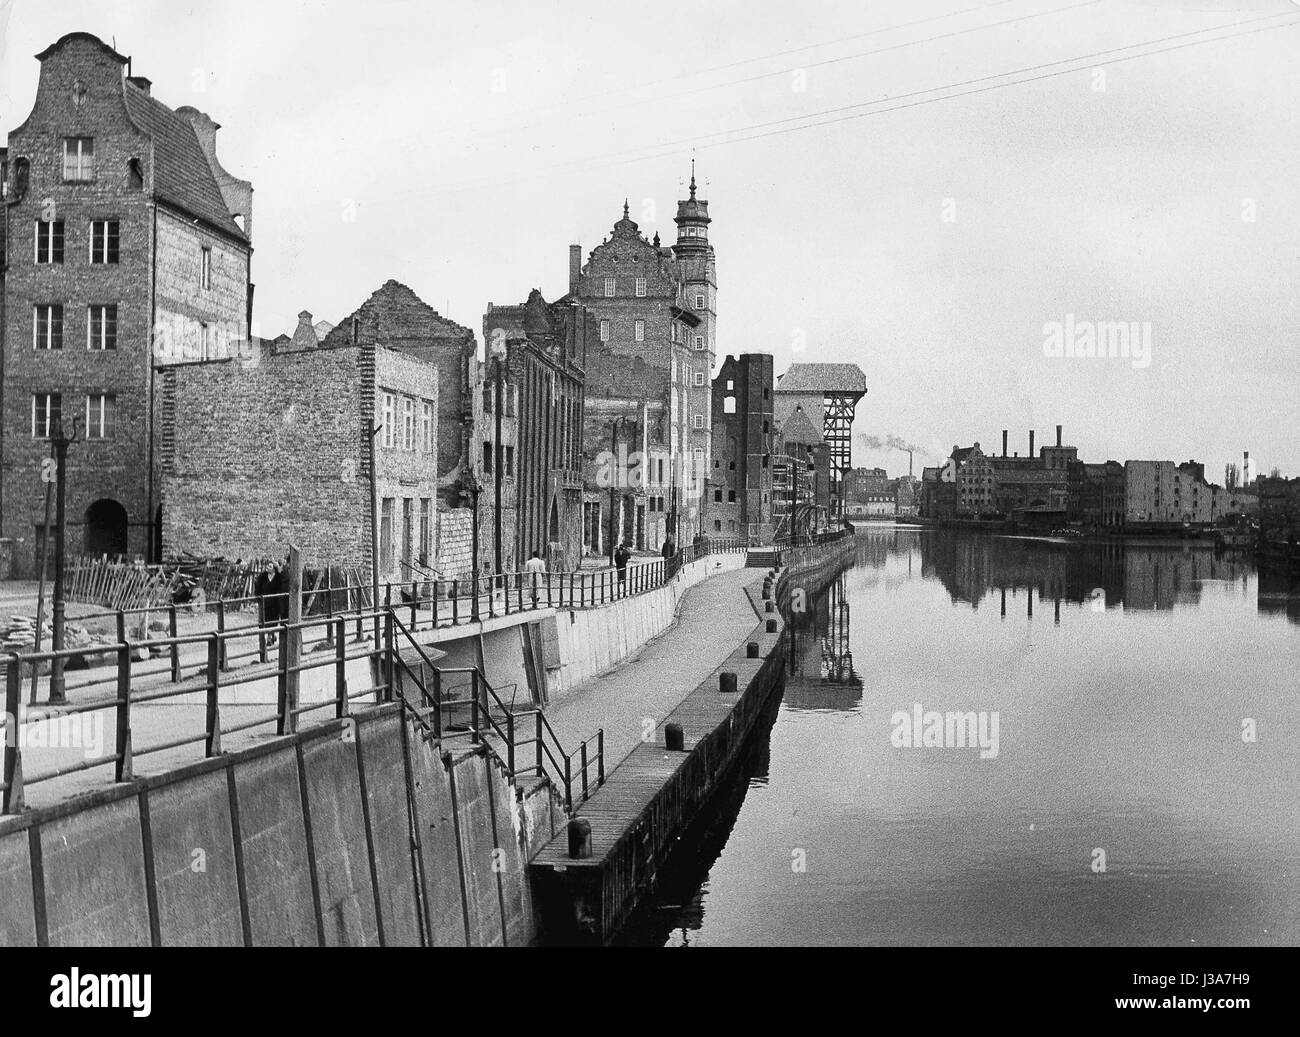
[617,527,1300,946]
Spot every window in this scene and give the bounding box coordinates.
[634,319,644,342]
[505,445,515,478]
[34,305,63,350]
[381,393,395,448]
[89,220,119,263]
[695,293,705,310]
[62,137,94,181]
[200,247,212,289]
[482,380,493,412]
[693,414,704,430]
[599,319,609,342]
[635,277,646,297]
[694,335,704,351]
[693,371,705,387]
[380,498,394,573]
[422,401,434,453]
[726,379,734,390]
[88,305,117,350]
[482,441,493,473]
[604,277,615,298]
[714,489,722,503]
[419,499,432,565]
[200,322,212,358]
[714,520,721,532]
[31,393,61,438]
[728,490,736,503]
[85,393,115,440]
[35,220,64,263]
[723,395,736,414]
[402,397,415,450]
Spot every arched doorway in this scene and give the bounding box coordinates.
[84,499,129,558]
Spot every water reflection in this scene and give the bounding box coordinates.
[786,575,862,712]
[614,527,1299,946]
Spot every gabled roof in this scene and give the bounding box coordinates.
[123,86,247,241]
[779,405,823,446]
[320,279,475,349]
[776,363,867,395]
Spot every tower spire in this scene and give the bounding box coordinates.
[623,198,629,220]
[689,158,696,200]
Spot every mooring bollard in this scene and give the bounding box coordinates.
[766,618,778,633]
[568,818,592,859]
[665,722,684,751]
[762,586,772,601]
[746,641,759,658]
[719,671,738,694]
[765,600,775,613]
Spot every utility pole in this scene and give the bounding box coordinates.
[48,415,79,706]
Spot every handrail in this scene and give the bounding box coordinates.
[1,533,756,813]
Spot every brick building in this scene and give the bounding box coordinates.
[708,353,774,542]
[951,443,993,517]
[773,404,830,535]
[1067,460,1126,528]
[160,325,438,585]
[317,280,484,578]
[1258,475,1300,546]
[581,349,673,555]
[1,32,252,575]
[482,289,595,571]
[988,427,1076,517]
[569,175,714,546]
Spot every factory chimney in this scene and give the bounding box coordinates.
[1029,430,1035,458]
[1002,430,1008,458]
[1056,424,1062,448]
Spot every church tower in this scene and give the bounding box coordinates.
[672,162,717,532]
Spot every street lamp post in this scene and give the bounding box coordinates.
[48,415,79,706]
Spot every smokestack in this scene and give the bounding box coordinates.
[290,310,316,352]
[909,450,914,478]
[569,244,582,293]
[1029,430,1035,458]
[1056,424,1062,448]
[1002,430,1008,458]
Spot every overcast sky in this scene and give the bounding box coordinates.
[3,0,1297,478]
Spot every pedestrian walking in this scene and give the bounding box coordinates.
[524,550,546,606]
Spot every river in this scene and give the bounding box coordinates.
[615,526,1300,947]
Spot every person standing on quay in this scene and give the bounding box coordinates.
[525,550,546,606]
[614,541,631,595]
[661,536,677,581]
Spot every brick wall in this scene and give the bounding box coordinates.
[161,341,438,582]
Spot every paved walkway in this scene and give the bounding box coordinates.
[543,566,767,771]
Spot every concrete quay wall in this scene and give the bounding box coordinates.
[0,706,564,947]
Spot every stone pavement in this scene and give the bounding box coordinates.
[542,566,767,771]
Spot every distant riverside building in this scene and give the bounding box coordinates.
[1258,475,1300,545]
[708,353,774,542]
[1066,460,1126,528]
[570,172,715,547]
[988,426,1076,516]
[483,289,595,571]
[951,443,993,518]
[1124,459,1257,527]
[773,362,867,519]
[160,327,438,585]
[1,32,253,575]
